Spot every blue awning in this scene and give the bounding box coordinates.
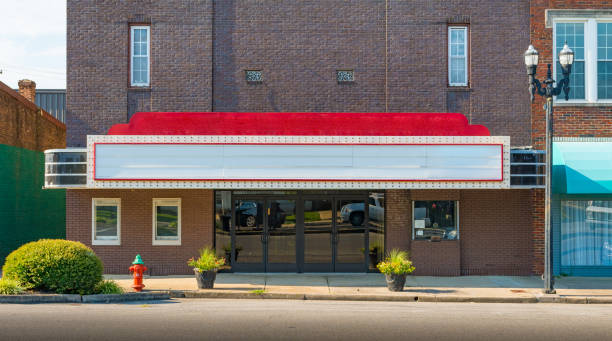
[553,142,612,194]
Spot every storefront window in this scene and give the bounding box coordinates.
[561,200,612,266]
[152,198,181,245]
[413,201,458,240]
[92,198,120,245]
[215,191,232,268]
[368,193,385,270]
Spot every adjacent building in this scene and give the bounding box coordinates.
[49,0,551,276]
[0,80,66,262]
[530,1,612,276]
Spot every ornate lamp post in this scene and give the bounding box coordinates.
[524,43,574,294]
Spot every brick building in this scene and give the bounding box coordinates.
[530,1,612,277]
[0,79,66,262]
[51,0,548,276]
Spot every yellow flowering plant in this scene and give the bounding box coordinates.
[376,249,415,275]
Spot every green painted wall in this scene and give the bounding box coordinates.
[0,144,65,265]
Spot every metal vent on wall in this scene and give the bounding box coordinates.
[44,149,87,188]
[510,149,545,188]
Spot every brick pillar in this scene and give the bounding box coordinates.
[18,79,36,103]
[385,190,411,252]
[532,188,545,275]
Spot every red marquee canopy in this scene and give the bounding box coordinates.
[107,112,490,136]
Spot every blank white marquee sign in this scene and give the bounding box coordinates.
[94,143,503,181]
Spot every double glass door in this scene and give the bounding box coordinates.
[230,195,369,272]
[303,198,368,272]
[232,198,297,272]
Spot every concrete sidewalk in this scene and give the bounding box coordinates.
[107,274,612,303]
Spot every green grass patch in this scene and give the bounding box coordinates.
[250,289,265,295]
[94,280,124,294]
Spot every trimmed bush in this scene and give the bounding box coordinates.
[0,278,24,295]
[2,239,103,295]
[94,280,124,294]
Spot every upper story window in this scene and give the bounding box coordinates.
[448,26,468,86]
[553,18,612,103]
[130,26,150,87]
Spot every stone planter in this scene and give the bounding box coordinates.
[385,273,407,292]
[194,269,217,289]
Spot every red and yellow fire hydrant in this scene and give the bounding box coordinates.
[128,254,147,292]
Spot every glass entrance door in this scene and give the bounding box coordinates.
[303,199,334,272]
[335,199,368,272]
[233,199,265,272]
[267,199,297,271]
[232,197,297,272]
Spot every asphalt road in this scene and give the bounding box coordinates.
[0,299,611,341]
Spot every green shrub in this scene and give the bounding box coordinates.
[376,249,415,275]
[0,278,24,295]
[94,280,124,294]
[2,239,103,295]
[188,247,225,271]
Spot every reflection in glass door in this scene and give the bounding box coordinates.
[267,199,297,271]
[303,199,333,272]
[335,199,368,272]
[233,199,265,272]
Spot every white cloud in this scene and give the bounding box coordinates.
[0,0,66,88]
[0,0,66,37]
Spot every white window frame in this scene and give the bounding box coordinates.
[92,198,121,246]
[411,200,460,240]
[130,25,150,87]
[152,198,181,246]
[448,26,469,87]
[553,17,612,105]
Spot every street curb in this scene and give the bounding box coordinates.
[172,290,611,304]
[82,292,171,303]
[0,292,170,304]
[0,294,81,304]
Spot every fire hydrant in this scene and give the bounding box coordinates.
[128,254,147,292]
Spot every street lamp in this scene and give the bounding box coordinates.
[524,43,574,294]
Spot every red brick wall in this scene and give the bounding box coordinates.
[0,81,65,151]
[530,1,612,147]
[68,0,532,147]
[66,189,213,275]
[531,188,545,274]
[66,0,214,147]
[460,190,534,276]
[386,189,535,276]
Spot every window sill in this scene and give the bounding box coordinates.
[153,240,181,246]
[92,240,120,246]
[447,86,471,92]
[554,101,612,107]
[128,86,151,91]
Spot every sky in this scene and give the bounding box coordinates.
[0,0,66,89]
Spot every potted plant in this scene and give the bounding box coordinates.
[188,247,225,289]
[376,249,415,292]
